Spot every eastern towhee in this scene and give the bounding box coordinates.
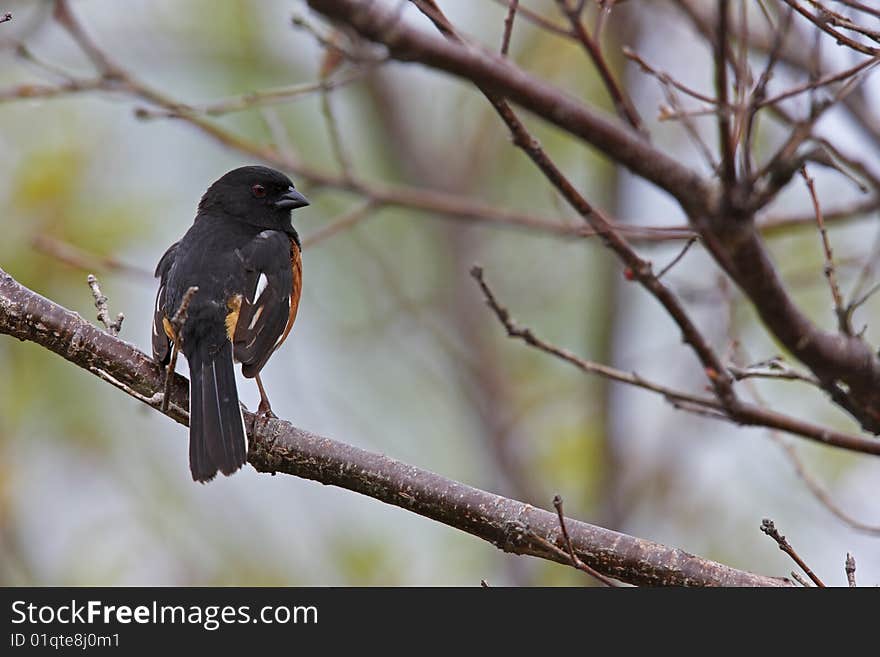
[152,166,308,482]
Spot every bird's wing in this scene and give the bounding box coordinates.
[152,240,180,364]
[229,230,297,378]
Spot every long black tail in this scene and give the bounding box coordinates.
[187,340,247,482]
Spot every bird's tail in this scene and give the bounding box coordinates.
[187,339,247,482]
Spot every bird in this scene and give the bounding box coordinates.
[151,165,309,482]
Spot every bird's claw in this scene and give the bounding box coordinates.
[257,400,276,418]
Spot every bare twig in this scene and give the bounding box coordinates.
[0,77,106,103]
[757,55,880,108]
[470,265,717,407]
[302,201,378,248]
[730,0,751,164]
[657,93,718,170]
[32,235,152,280]
[844,223,880,323]
[12,42,78,82]
[500,0,519,56]
[744,6,794,178]
[730,345,880,535]
[489,0,572,39]
[555,0,645,134]
[752,60,879,212]
[780,0,879,56]
[728,357,821,386]
[552,495,618,586]
[470,265,880,455]
[845,553,856,587]
[847,281,880,320]
[656,236,698,279]
[624,47,720,105]
[804,0,880,41]
[624,47,718,168]
[134,71,368,119]
[758,197,880,236]
[659,105,723,121]
[320,77,354,181]
[53,0,121,75]
[790,570,812,587]
[834,0,880,20]
[92,367,188,417]
[760,518,825,587]
[291,11,387,65]
[86,274,124,336]
[715,0,737,192]
[800,166,849,334]
[775,437,880,534]
[160,286,198,413]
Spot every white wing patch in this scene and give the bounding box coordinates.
[272,296,291,351]
[252,273,269,303]
[152,286,164,336]
[247,305,264,330]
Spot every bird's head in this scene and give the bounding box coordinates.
[198,165,309,234]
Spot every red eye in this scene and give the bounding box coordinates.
[252,184,266,198]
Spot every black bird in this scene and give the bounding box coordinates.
[152,166,308,482]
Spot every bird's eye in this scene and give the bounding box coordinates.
[251,184,266,198]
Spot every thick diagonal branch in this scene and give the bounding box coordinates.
[0,267,791,587]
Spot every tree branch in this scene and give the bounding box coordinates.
[0,267,792,587]
[304,0,880,435]
[555,0,646,134]
[307,0,880,440]
[714,0,736,193]
[409,0,737,413]
[760,518,825,587]
[471,265,880,456]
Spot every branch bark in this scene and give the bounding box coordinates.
[0,267,791,587]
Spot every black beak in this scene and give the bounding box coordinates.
[274,187,310,210]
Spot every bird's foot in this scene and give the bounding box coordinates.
[257,399,277,418]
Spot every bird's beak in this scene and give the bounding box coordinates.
[275,187,310,210]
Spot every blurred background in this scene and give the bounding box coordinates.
[1,0,879,586]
